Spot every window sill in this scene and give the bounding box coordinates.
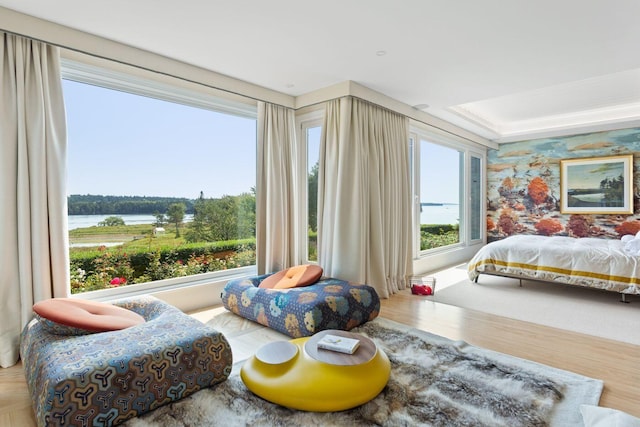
[72,265,257,312]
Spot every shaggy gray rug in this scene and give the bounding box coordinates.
[124,318,602,427]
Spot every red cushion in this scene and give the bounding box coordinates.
[259,265,323,289]
[33,298,145,333]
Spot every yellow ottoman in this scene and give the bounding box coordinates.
[240,330,390,412]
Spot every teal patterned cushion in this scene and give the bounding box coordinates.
[33,313,94,336]
[222,275,380,337]
[20,295,233,427]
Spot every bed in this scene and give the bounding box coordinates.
[468,235,640,301]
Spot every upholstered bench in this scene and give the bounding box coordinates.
[20,295,233,427]
[221,274,380,337]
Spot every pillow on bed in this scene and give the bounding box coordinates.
[580,405,640,427]
[621,234,635,243]
[259,265,323,289]
[33,298,145,335]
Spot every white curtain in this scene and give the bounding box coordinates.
[318,97,413,298]
[0,33,69,368]
[256,101,299,274]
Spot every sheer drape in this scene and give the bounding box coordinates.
[256,101,299,274]
[0,33,69,368]
[318,97,412,298]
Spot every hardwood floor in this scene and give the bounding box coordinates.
[2,290,639,426]
[0,358,35,427]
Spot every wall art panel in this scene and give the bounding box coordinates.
[487,127,640,242]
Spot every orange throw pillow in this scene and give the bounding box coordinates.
[259,265,323,289]
[33,298,145,334]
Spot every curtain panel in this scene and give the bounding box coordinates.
[0,33,69,368]
[256,102,299,274]
[318,97,412,298]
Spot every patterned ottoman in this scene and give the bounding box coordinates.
[221,274,380,337]
[20,295,233,427]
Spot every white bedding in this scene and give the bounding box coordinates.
[468,235,640,295]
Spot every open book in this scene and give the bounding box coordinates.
[317,334,360,354]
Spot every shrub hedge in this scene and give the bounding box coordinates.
[71,238,256,276]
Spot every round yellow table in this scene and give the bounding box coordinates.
[240,330,390,412]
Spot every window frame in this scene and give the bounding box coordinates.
[61,58,257,119]
[410,124,486,261]
[61,55,259,300]
[295,109,323,264]
[468,152,485,244]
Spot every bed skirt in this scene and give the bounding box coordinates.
[468,235,640,295]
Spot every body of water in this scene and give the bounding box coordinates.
[420,204,459,225]
[68,205,457,231]
[68,214,193,230]
[571,193,605,203]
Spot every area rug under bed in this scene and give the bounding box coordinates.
[124,317,602,427]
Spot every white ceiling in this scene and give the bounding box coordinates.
[1,0,640,143]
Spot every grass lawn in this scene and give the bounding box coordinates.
[70,224,185,252]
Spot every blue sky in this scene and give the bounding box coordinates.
[63,79,257,199]
[64,79,459,204]
[566,162,624,190]
[307,126,321,172]
[420,141,460,204]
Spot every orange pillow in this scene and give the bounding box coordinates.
[33,298,145,335]
[259,265,323,289]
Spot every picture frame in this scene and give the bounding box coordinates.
[560,154,634,214]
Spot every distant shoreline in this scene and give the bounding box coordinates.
[68,213,193,231]
[420,202,458,207]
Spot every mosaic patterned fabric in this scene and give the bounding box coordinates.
[20,295,233,427]
[221,274,380,337]
[34,312,95,336]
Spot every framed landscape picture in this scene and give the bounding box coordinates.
[560,154,634,214]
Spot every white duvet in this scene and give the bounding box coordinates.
[468,235,640,295]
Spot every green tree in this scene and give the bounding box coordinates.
[308,161,319,232]
[237,191,256,237]
[154,212,167,227]
[210,195,239,241]
[167,203,186,237]
[184,192,256,243]
[186,197,210,242]
[97,216,125,227]
[601,174,624,207]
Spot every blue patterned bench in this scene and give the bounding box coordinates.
[20,295,233,427]
[221,274,380,337]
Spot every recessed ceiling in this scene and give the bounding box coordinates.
[1,0,640,143]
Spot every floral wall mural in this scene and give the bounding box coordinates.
[487,127,640,242]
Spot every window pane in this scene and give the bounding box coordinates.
[307,126,321,261]
[64,79,257,294]
[419,140,461,250]
[470,155,482,240]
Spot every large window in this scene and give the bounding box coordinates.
[411,129,484,255]
[63,61,257,295]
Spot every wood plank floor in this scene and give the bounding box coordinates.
[2,289,638,426]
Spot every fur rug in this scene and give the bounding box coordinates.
[124,318,602,427]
